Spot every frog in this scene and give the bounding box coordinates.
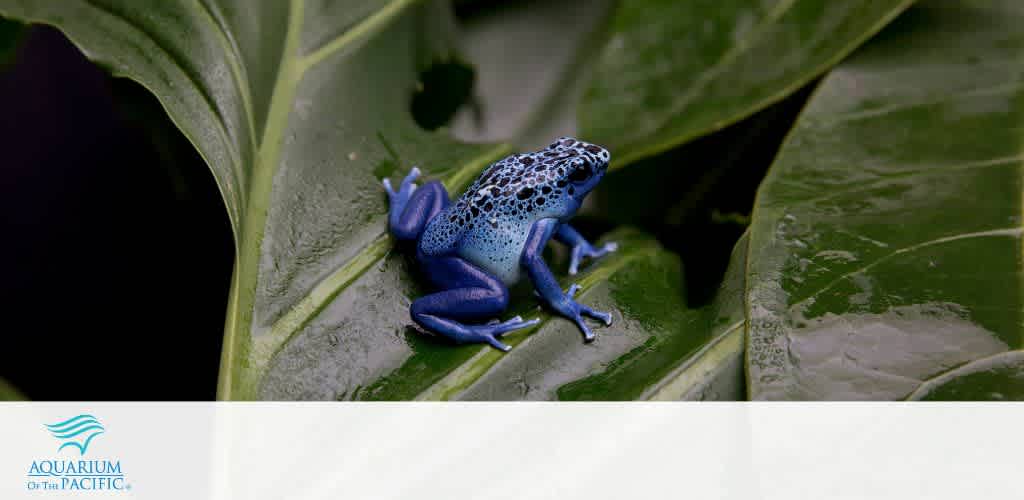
[382,137,618,352]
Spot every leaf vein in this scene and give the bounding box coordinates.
[194,0,257,153]
[299,0,421,72]
[83,0,243,178]
[788,227,1024,310]
[778,154,1024,209]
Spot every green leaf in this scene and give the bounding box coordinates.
[908,352,1024,401]
[3,0,907,400]
[0,0,750,400]
[580,0,915,166]
[746,0,1024,400]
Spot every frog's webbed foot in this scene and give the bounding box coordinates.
[553,284,613,342]
[412,255,540,352]
[466,317,540,351]
[568,241,618,275]
[420,314,539,352]
[382,166,420,214]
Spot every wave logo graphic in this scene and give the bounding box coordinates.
[44,415,105,455]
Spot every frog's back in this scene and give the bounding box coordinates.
[418,202,468,257]
[420,200,528,285]
[413,155,512,258]
[421,139,598,283]
[419,154,532,283]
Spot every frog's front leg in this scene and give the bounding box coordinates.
[412,255,539,351]
[523,219,613,341]
[554,224,618,275]
[383,168,449,242]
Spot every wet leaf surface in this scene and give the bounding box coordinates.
[262,229,748,401]
[581,0,914,165]
[0,0,923,399]
[746,0,1024,400]
[909,352,1024,401]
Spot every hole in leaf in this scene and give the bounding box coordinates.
[410,60,475,131]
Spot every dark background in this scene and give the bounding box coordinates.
[0,27,232,400]
[0,20,809,400]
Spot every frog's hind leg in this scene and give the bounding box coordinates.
[411,256,539,351]
[383,168,449,242]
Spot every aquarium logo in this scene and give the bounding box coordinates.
[44,414,105,455]
[25,414,132,492]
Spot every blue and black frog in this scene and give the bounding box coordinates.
[383,137,618,351]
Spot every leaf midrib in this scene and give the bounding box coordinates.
[220,0,429,400]
[642,320,745,400]
[218,0,307,401]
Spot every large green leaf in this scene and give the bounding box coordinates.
[746,0,1024,400]
[581,0,914,166]
[0,0,910,400]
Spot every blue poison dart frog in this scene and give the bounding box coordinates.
[383,137,618,352]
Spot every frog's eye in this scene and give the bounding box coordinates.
[568,163,592,183]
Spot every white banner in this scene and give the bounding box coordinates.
[0,403,1019,499]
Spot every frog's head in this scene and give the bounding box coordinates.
[543,136,610,203]
[465,137,610,221]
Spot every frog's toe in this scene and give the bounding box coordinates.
[581,306,613,326]
[385,168,422,212]
[491,318,540,335]
[486,315,523,326]
[473,318,540,352]
[485,336,512,352]
[569,242,617,275]
[573,317,596,342]
[586,241,618,263]
[554,285,611,338]
[568,256,582,275]
[401,167,421,189]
